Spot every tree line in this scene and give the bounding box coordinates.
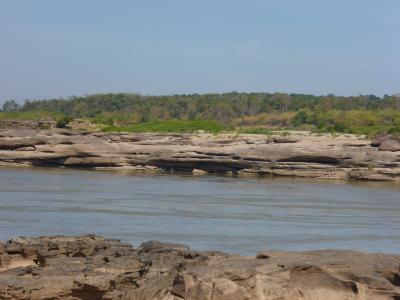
[1,92,400,135]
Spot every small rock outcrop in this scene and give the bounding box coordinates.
[372,134,400,152]
[0,235,399,300]
[0,120,55,130]
[1,129,400,180]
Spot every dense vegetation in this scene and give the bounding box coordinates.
[0,110,58,121]
[1,92,400,135]
[102,120,227,133]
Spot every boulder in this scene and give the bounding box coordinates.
[380,139,400,152]
[192,168,208,175]
[371,134,400,151]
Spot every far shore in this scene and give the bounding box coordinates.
[1,127,400,181]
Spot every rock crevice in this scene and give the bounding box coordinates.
[1,235,400,300]
[1,129,400,181]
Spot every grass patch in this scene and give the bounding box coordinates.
[237,127,273,136]
[102,119,226,133]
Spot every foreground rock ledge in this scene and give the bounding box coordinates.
[1,129,400,181]
[0,235,399,300]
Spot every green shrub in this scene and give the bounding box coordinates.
[238,127,273,135]
[292,111,310,127]
[102,119,226,133]
[56,115,73,128]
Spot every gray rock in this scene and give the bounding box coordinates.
[1,235,400,299]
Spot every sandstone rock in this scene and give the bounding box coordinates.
[256,250,271,259]
[192,168,207,175]
[380,139,400,152]
[1,235,400,300]
[272,136,298,143]
[14,146,36,151]
[0,120,55,130]
[371,134,400,151]
[1,129,400,180]
[138,240,191,254]
[109,135,121,143]
[0,138,39,150]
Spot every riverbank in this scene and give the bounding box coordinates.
[1,129,400,181]
[1,234,399,300]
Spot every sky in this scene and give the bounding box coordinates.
[0,0,399,104]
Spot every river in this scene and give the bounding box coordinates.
[0,167,399,255]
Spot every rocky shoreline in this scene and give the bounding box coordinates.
[0,235,399,300]
[1,129,400,181]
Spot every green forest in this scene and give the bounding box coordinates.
[1,92,400,136]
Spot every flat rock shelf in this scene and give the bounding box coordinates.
[1,129,400,181]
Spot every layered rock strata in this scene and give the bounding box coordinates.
[1,129,400,180]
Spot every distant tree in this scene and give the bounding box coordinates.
[2,100,20,112]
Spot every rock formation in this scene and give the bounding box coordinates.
[0,120,55,130]
[1,129,400,180]
[0,235,399,300]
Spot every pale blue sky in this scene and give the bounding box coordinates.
[0,0,399,104]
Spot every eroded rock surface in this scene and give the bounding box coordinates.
[0,235,399,300]
[1,129,400,180]
[0,120,55,130]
